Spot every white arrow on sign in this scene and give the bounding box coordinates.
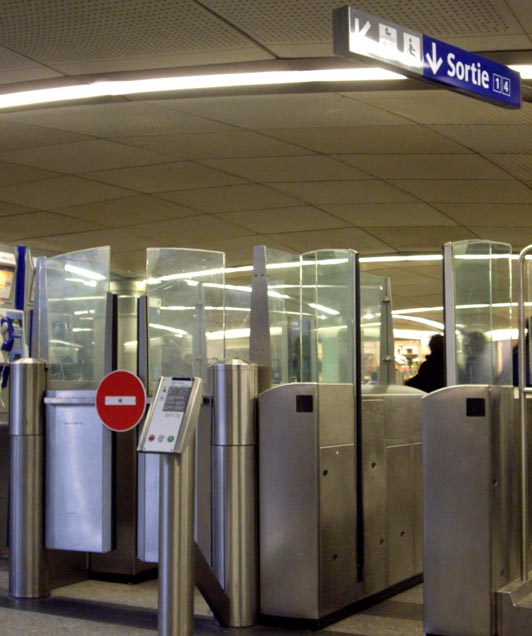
[354,17,371,38]
[425,41,443,74]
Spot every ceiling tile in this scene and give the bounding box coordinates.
[429,125,532,153]
[269,180,417,204]
[203,155,370,182]
[265,125,468,154]
[0,201,34,216]
[0,44,63,85]
[0,211,100,240]
[180,234,289,267]
[486,154,532,181]
[434,203,532,226]
[4,102,236,137]
[0,118,89,153]
[85,161,245,193]
[0,162,59,186]
[390,179,532,203]
[334,154,512,180]
[324,203,457,226]
[470,227,532,248]
[0,176,133,209]
[168,93,409,129]
[218,207,348,233]
[26,229,158,255]
[0,140,176,174]
[110,249,148,276]
[114,131,307,160]
[348,90,532,125]
[266,227,392,254]
[56,195,201,227]
[128,215,252,244]
[159,184,302,212]
[367,226,477,251]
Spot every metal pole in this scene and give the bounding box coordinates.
[518,245,532,581]
[211,362,258,627]
[9,358,49,598]
[158,439,195,636]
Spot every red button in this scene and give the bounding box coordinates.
[148,434,155,441]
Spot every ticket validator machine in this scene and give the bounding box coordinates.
[138,376,203,636]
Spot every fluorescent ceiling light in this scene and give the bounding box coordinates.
[0,67,405,110]
[360,254,442,263]
[509,65,532,79]
[394,315,445,329]
[64,263,106,280]
[308,302,340,316]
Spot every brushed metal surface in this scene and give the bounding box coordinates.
[211,362,258,446]
[319,444,357,616]
[259,383,319,618]
[413,441,423,574]
[195,398,212,563]
[318,383,355,447]
[137,451,160,563]
[9,436,49,598]
[386,444,414,586]
[212,446,257,626]
[359,398,386,596]
[10,358,47,436]
[45,390,112,553]
[259,383,356,619]
[159,442,195,636]
[423,385,517,636]
[0,423,8,550]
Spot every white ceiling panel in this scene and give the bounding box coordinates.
[507,0,532,32]
[0,0,269,75]
[266,227,392,253]
[4,102,236,137]
[159,184,302,212]
[0,45,62,85]
[169,93,409,129]
[56,195,200,227]
[434,203,532,226]
[128,214,252,244]
[335,154,512,180]
[218,206,347,233]
[269,180,418,205]
[0,119,89,153]
[323,203,456,226]
[348,91,532,126]
[85,162,245,193]
[265,125,468,154]
[114,131,307,160]
[486,154,532,181]
[368,226,477,251]
[0,176,132,209]
[391,179,532,203]
[470,227,532,247]
[202,155,370,182]
[0,201,33,216]
[0,162,59,187]
[26,229,159,255]
[0,140,176,174]
[429,124,532,154]
[0,211,100,240]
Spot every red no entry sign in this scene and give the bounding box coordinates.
[96,370,147,432]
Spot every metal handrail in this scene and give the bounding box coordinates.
[518,245,532,581]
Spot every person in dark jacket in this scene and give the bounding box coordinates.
[405,334,445,393]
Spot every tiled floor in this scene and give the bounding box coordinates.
[0,558,424,636]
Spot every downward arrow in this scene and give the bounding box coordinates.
[425,41,443,74]
[354,18,371,38]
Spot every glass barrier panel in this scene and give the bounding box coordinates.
[223,267,253,363]
[45,246,110,390]
[146,248,224,395]
[360,271,389,385]
[301,249,358,384]
[446,240,512,385]
[264,248,301,385]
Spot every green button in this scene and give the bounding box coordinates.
[167,436,175,442]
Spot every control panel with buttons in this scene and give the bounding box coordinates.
[137,376,203,455]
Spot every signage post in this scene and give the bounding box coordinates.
[333,6,522,109]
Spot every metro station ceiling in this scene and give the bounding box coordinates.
[0,0,531,312]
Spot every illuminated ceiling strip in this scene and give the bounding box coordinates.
[0,68,405,110]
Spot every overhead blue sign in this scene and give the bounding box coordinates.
[333,6,521,109]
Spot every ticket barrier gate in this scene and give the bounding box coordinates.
[258,381,423,624]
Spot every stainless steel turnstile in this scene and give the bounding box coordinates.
[424,385,519,636]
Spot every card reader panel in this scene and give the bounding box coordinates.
[138,377,202,454]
